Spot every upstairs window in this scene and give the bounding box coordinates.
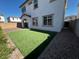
[32,17,38,26]
[22,6,26,13]
[50,0,56,3]
[33,0,38,9]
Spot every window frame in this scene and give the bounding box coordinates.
[21,6,26,13]
[43,14,53,27]
[32,17,38,26]
[33,0,38,9]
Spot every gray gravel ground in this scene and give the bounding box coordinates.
[38,29,79,59]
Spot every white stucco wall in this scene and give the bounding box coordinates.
[21,15,31,27]
[25,4,33,15]
[0,16,5,22]
[21,0,65,32]
[9,17,21,22]
[30,0,65,32]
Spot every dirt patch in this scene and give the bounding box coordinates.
[0,23,17,30]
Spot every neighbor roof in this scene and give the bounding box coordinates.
[19,0,29,8]
[20,14,31,18]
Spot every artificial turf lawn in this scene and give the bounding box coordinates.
[8,29,57,59]
[8,29,49,56]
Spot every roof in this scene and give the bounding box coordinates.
[64,16,77,22]
[65,15,77,19]
[8,16,20,18]
[20,14,31,18]
[19,0,29,8]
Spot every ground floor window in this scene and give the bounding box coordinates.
[43,14,53,26]
[32,17,38,26]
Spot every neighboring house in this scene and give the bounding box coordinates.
[64,16,77,22]
[20,0,66,32]
[0,15,5,23]
[7,16,21,23]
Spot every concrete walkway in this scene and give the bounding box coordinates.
[38,29,79,59]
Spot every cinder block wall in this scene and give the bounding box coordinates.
[69,20,76,32]
[75,19,79,37]
[68,19,79,37]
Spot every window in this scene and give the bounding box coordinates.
[33,0,38,9]
[43,15,53,26]
[22,6,26,13]
[50,0,56,3]
[32,17,38,26]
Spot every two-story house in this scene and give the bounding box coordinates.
[7,16,21,23]
[0,15,5,23]
[20,0,66,32]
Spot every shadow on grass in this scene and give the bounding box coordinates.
[24,29,57,59]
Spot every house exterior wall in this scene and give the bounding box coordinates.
[0,16,5,22]
[8,17,21,22]
[30,0,65,32]
[25,3,32,15]
[21,0,66,32]
[21,15,31,27]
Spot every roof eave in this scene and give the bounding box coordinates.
[19,0,29,8]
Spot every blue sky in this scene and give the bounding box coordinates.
[0,0,78,18]
[65,0,78,16]
[0,0,25,18]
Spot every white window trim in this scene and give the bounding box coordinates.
[32,17,38,26]
[43,14,54,27]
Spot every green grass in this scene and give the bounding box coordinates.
[8,29,57,59]
[0,27,11,59]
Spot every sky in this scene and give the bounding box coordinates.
[0,0,78,19]
[0,0,25,18]
[65,0,78,16]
